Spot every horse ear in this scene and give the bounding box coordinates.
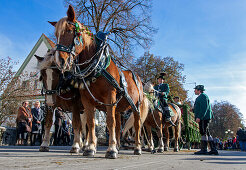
[67,5,75,22]
[48,21,57,27]
[34,55,44,62]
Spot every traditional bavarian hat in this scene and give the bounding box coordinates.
[194,85,205,91]
[157,72,167,79]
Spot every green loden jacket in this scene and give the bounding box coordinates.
[194,93,213,120]
[154,83,170,101]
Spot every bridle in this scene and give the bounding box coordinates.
[55,21,84,71]
[41,65,76,101]
[41,66,62,96]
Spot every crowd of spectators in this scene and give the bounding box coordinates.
[16,101,73,146]
[213,127,246,151]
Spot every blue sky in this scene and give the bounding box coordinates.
[0,0,246,124]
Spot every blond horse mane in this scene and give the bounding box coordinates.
[144,81,155,94]
[38,48,56,70]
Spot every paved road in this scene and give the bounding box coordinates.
[0,146,246,170]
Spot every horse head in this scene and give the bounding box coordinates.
[144,81,155,95]
[49,5,95,73]
[35,49,61,106]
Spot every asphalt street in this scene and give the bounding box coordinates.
[0,146,245,170]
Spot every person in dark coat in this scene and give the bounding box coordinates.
[62,119,72,145]
[16,101,32,145]
[193,85,218,155]
[236,127,246,151]
[53,107,64,146]
[30,101,44,146]
[154,72,175,126]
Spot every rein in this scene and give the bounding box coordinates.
[81,76,123,106]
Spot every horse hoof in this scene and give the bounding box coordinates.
[147,148,153,152]
[164,147,168,151]
[83,150,95,157]
[134,149,142,155]
[70,147,80,153]
[157,148,164,153]
[81,146,87,151]
[105,151,118,159]
[174,148,179,152]
[151,150,157,154]
[39,146,49,152]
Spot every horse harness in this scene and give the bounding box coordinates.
[71,31,141,113]
[49,19,141,113]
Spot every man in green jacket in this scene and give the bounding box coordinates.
[154,72,175,126]
[193,85,218,155]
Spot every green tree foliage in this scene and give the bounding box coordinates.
[131,51,187,102]
[209,101,244,139]
[64,0,157,63]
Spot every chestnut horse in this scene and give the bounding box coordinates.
[123,81,182,152]
[143,81,182,152]
[35,49,86,153]
[49,5,147,159]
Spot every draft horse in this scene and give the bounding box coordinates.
[123,82,182,152]
[144,81,182,152]
[35,49,86,153]
[49,5,148,158]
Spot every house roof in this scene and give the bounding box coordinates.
[15,34,55,77]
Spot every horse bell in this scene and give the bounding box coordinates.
[79,82,85,90]
[74,81,79,88]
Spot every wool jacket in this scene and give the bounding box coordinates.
[154,83,170,101]
[194,93,213,120]
[16,106,32,123]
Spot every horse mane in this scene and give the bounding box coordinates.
[144,81,154,93]
[55,17,95,50]
[38,48,56,70]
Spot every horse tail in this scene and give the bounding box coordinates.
[175,105,182,139]
[140,94,149,125]
[122,113,134,138]
[122,94,149,138]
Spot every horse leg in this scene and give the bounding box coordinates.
[40,108,53,152]
[83,105,97,157]
[81,113,88,151]
[163,124,169,151]
[133,111,142,155]
[105,105,118,159]
[145,124,154,152]
[157,123,164,153]
[70,106,82,153]
[174,121,181,152]
[115,112,121,152]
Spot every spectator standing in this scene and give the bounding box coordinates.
[31,101,44,146]
[236,127,246,151]
[213,136,219,150]
[62,119,72,145]
[193,85,218,155]
[16,101,32,145]
[232,136,237,149]
[53,107,64,146]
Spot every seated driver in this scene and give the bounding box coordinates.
[154,72,175,126]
